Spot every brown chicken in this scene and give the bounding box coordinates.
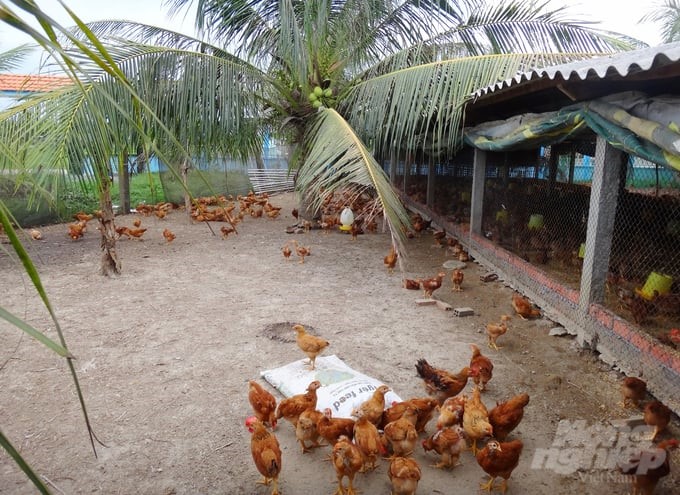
[383,406,419,457]
[476,439,523,494]
[488,393,530,441]
[68,221,87,240]
[463,386,493,455]
[162,228,176,243]
[384,245,398,274]
[617,438,679,495]
[332,435,364,495]
[381,397,439,433]
[418,272,446,298]
[352,409,385,471]
[621,377,647,409]
[402,278,420,290]
[415,359,475,403]
[293,324,329,370]
[644,400,672,441]
[275,380,321,428]
[126,227,147,239]
[73,211,94,222]
[435,395,467,430]
[154,208,167,220]
[295,409,324,453]
[422,424,467,469]
[353,385,390,426]
[133,218,142,228]
[248,380,278,429]
[388,456,422,495]
[511,292,541,319]
[292,240,311,263]
[451,269,464,292]
[220,225,236,238]
[486,315,512,350]
[29,228,43,240]
[317,408,355,446]
[246,417,282,495]
[281,242,292,261]
[469,344,494,391]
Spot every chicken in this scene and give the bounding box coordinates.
[388,456,422,495]
[133,218,142,228]
[245,417,282,495]
[275,380,321,428]
[476,439,523,494]
[617,438,679,495]
[126,227,147,239]
[620,377,647,409]
[418,272,446,298]
[352,409,385,471]
[381,397,439,433]
[291,208,299,221]
[402,278,420,290]
[220,226,236,238]
[451,269,464,292]
[463,386,493,455]
[317,408,355,446]
[292,240,311,263]
[486,315,512,350]
[644,400,672,441]
[295,409,324,453]
[293,324,329,370]
[353,385,391,426]
[384,245,398,274]
[469,344,494,391]
[248,380,278,430]
[281,242,292,261]
[383,406,419,457]
[162,228,176,243]
[115,226,130,238]
[68,221,87,240]
[29,228,43,240]
[331,435,363,495]
[488,393,530,441]
[435,395,467,430]
[511,292,541,319]
[73,211,93,222]
[422,424,467,469]
[154,208,166,220]
[415,359,475,403]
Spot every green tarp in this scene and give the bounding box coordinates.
[463,93,680,172]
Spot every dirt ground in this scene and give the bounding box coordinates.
[0,191,677,495]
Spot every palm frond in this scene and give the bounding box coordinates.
[0,43,34,71]
[640,0,680,43]
[344,52,585,157]
[296,108,411,252]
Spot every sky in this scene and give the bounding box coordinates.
[0,0,666,74]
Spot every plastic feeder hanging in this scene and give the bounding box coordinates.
[339,207,354,232]
[637,272,673,301]
[528,214,544,230]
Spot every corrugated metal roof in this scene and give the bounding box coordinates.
[475,42,680,98]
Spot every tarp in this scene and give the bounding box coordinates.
[464,92,680,172]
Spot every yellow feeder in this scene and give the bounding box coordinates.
[578,243,586,259]
[637,272,673,300]
[528,214,544,230]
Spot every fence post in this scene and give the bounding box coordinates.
[426,157,435,209]
[470,148,486,236]
[579,137,625,313]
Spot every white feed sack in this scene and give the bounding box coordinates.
[261,355,402,419]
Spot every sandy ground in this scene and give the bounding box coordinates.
[0,191,677,495]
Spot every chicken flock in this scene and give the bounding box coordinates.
[243,209,676,495]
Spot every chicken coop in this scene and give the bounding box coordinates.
[389,43,680,415]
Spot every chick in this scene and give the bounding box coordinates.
[620,377,646,409]
[293,324,329,370]
[388,456,422,495]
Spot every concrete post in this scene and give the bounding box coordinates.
[579,136,625,311]
[470,148,487,236]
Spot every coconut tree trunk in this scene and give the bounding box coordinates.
[181,159,192,221]
[118,151,130,214]
[97,176,121,276]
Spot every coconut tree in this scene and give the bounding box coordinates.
[50,0,633,256]
[641,0,680,43]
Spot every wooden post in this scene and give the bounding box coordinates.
[470,148,487,236]
[579,136,625,310]
[426,156,435,208]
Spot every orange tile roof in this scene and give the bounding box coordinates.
[0,73,72,93]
